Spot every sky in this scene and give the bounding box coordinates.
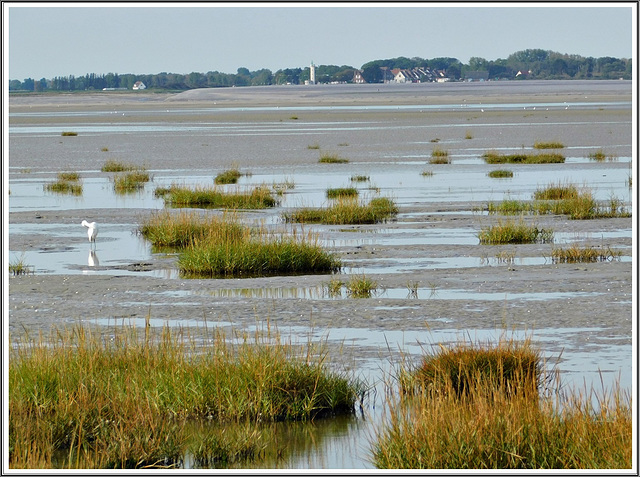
[4,2,636,80]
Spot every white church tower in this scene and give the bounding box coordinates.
[309,61,316,85]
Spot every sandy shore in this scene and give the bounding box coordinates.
[8,81,635,378]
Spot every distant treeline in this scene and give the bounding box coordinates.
[9,49,632,92]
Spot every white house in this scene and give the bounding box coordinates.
[132,81,146,90]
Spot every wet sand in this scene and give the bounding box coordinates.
[7,81,635,377]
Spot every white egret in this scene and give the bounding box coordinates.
[81,220,98,245]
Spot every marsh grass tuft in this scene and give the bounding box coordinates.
[487,169,513,178]
[372,337,631,469]
[478,218,553,244]
[588,149,618,162]
[551,244,623,263]
[350,175,370,182]
[429,148,450,164]
[158,184,277,209]
[421,170,434,177]
[214,168,250,185]
[533,141,565,149]
[178,229,340,278]
[345,273,378,298]
[283,197,398,225]
[488,183,630,220]
[326,187,358,199]
[45,172,83,196]
[113,170,151,194]
[9,323,362,468]
[60,131,77,136]
[9,253,34,276]
[101,160,141,172]
[482,151,565,164]
[319,153,349,164]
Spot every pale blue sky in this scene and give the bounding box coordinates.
[4,2,636,80]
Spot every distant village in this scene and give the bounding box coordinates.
[9,49,630,92]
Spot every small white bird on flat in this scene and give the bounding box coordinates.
[81,220,98,246]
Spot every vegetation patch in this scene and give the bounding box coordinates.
[44,173,83,195]
[157,184,277,209]
[9,253,34,276]
[307,143,320,150]
[101,160,141,172]
[487,169,513,178]
[429,148,451,164]
[533,141,565,149]
[214,168,250,185]
[9,323,362,468]
[482,151,565,164]
[60,131,78,136]
[373,338,631,469]
[178,230,340,278]
[478,218,553,244]
[140,211,340,278]
[487,184,630,220]
[139,210,245,249]
[588,149,618,162]
[319,153,349,164]
[350,175,370,182]
[283,197,398,225]
[346,273,378,298]
[326,187,359,199]
[551,244,623,263]
[113,170,151,194]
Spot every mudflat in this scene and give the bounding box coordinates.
[8,80,634,388]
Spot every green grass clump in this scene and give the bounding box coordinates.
[9,253,34,276]
[487,169,513,178]
[482,151,565,164]
[158,184,277,209]
[56,171,80,182]
[138,210,245,249]
[325,276,344,297]
[283,197,398,225]
[9,323,362,468]
[487,200,531,215]
[373,338,631,469]
[113,170,150,193]
[60,131,77,136]
[319,153,349,164]
[326,187,358,199]
[345,273,378,298]
[533,182,578,201]
[307,143,321,150]
[429,148,451,164]
[44,181,83,195]
[214,168,247,185]
[401,338,542,399]
[44,174,83,196]
[350,175,370,182]
[588,149,618,162]
[101,160,140,172]
[533,141,565,149]
[551,244,623,263]
[478,218,553,244]
[140,211,340,278]
[488,184,630,220]
[179,231,340,278]
[421,170,434,177]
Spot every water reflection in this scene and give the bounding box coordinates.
[88,250,99,266]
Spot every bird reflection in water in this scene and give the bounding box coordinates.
[88,250,99,267]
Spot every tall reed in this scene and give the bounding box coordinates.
[9,323,362,468]
[283,197,398,225]
[372,338,631,469]
[478,218,553,244]
[158,184,276,209]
